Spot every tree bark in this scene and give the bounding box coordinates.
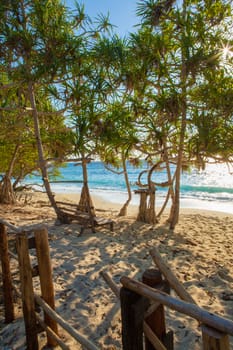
[119,155,132,216]
[168,0,187,229]
[0,144,20,204]
[79,158,95,214]
[28,82,60,217]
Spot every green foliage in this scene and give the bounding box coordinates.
[0,0,233,195]
[132,0,233,165]
[0,78,73,181]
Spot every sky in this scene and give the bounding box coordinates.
[65,0,139,36]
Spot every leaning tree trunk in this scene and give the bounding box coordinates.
[119,155,132,216]
[0,144,20,204]
[28,82,61,217]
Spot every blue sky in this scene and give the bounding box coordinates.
[65,1,139,36]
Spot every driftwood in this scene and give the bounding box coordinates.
[150,248,231,348]
[0,219,47,234]
[100,270,120,299]
[1,232,91,350]
[36,315,70,350]
[34,294,99,350]
[1,222,102,350]
[96,267,232,349]
[100,269,161,317]
[134,188,157,224]
[0,219,22,233]
[100,270,168,349]
[150,248,196,305]
[56,201,114,234]
[120,276,233,336]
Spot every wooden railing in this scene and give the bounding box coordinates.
[101,248,233,350]
[0,220,99,350]
[2,218,232,350]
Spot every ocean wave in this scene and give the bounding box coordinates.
[181,184,233,194]
[22,161,233,206]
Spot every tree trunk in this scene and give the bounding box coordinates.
[0,144,20,204]
[0,176,15,204]
[168,0,187,229]
[28,82,60,217]
[79,158,95,214]
[169,101,187,229]
[162,137,175,205]
[119,155,132,216]
[147,183,157,224]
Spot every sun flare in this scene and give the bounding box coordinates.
[222,43,233,60]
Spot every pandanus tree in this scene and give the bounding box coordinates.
[96,101,140,216]
[0,76,72,204]
[0,0,82,213]
[51,3,115,211]
[0,72,22,204]
[91,35,143,216]
[115,28,172,222]
[134,0,233,228]
[188,72,233,167]
[0,71,38,204]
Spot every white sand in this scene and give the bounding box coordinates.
[0,191,233,349]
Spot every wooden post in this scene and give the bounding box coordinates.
[17,232,39,350]
[202,325,230,350]
[135,189,148,222]
[142,269,173,350]
[147,184,157,224]
[34,227,58,346]
[0,223,14,323]
[120,276,233,336]
[120,287,146,350]
[135,189,157,224]
[142,269,166,350]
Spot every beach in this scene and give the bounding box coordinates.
[0,191,233,349]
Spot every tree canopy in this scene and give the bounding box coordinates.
[0,0,232,226]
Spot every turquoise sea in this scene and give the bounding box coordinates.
[24,161,233,214]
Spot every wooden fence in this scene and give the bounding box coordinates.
[101,248,233,350]
[1,218,233,350]
[0,220,99,350]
